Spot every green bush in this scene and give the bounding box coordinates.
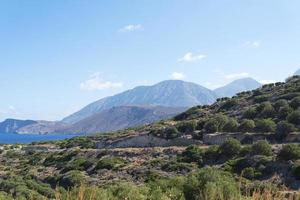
[256,102,275,118]
[243,107,257,119]
[290,97,300,109]
[183,167,240,200]
[287,110,300,125]
[278,105,293,119]
[278,144,300,161]
[204,145,220,163]
[242,167,255,180]
[165,126,180,139]
[176,121,196,133]
[60,170,85,189]
[181,145,203,164]
[251,140,272,156]
[219,138,241,159]
[274,99,289,111]
[293,165,300,180]
[255,119,276,132]
[239,119,255,133]
[275,121,296,140]
[204,119,219,133]
[223,118,239,132]
[220,99,239,110]
[96,156,125,170]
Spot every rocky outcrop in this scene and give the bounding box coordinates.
[96,133,202,149]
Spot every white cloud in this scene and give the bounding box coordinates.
[119,24,143,32]
[80,73,123,91]
[178,52,206,62]
[225,72,250,79]
[171,72,185,80]
[260,80,276,84]
[245,41,261,48]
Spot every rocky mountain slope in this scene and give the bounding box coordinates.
[62,80,217,124]
[61,106,186,134]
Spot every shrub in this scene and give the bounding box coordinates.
[275,121,296,140]
[239,119,255,133]
[165,126,180,139]
[204,145,220,163]
[204,119,219,133]
[256,102,275,118]
[278,105,293,119]
[243,107,257,119]
[223,118,239,132]
[220,99,239,110]
[181,145,203,164]
[251,140,272,156]
[293,165,300,180]
[96,157,125,170]
[176,121,196,133]
[242,167,255,180]
[254,95,270,103]
[278,144,300,161]
[287,110,300,125]
[60,170,85,188]
[290,97,300,109]
[183,167,240,200]
[274,99,289,111]
[219,138,242,158]
[255,119,276,133]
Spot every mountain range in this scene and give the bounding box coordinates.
[0,77,262,135]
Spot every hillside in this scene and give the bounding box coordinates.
[2,76,300,199]
[214,77,261,97]
[61,106,186,134]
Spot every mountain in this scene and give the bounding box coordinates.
[61,105,187,134]
[294,69,300,76]
[62,80,217,124]
[213,77,261,97]
[0,119,37,133]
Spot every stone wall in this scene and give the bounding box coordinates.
[96,133,202,149]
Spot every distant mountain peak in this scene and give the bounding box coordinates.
[62,80,217,124]
[214,77,261,97]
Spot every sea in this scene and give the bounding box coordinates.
[0,132,75,144]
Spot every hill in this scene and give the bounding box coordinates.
[62,80,217,124]
[213,77,261,97]
[0,119,37,133]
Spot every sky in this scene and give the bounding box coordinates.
[1,0,300,121]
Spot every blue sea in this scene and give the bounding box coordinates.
[0,133,75,144]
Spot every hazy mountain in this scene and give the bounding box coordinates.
[213,78,261,97]
[62,80,217,124]
[17,121,69,134]
[62,106,187,134]
[0,119,37,133]
[294,69,300,76]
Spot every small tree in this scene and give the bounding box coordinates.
[290,96,300,109]
[287,110,300,125]
[255,119,276,133]
[223,118,239,132]
[181,145,203,164]
[239,119,255,133]
[278,144,300,161]
[275,121,296,140]
[251,140,272,156]
[176,121,197,133]
[165,126,180,139]
[219,138,241,158]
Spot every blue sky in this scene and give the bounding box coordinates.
[1,0,300,121]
